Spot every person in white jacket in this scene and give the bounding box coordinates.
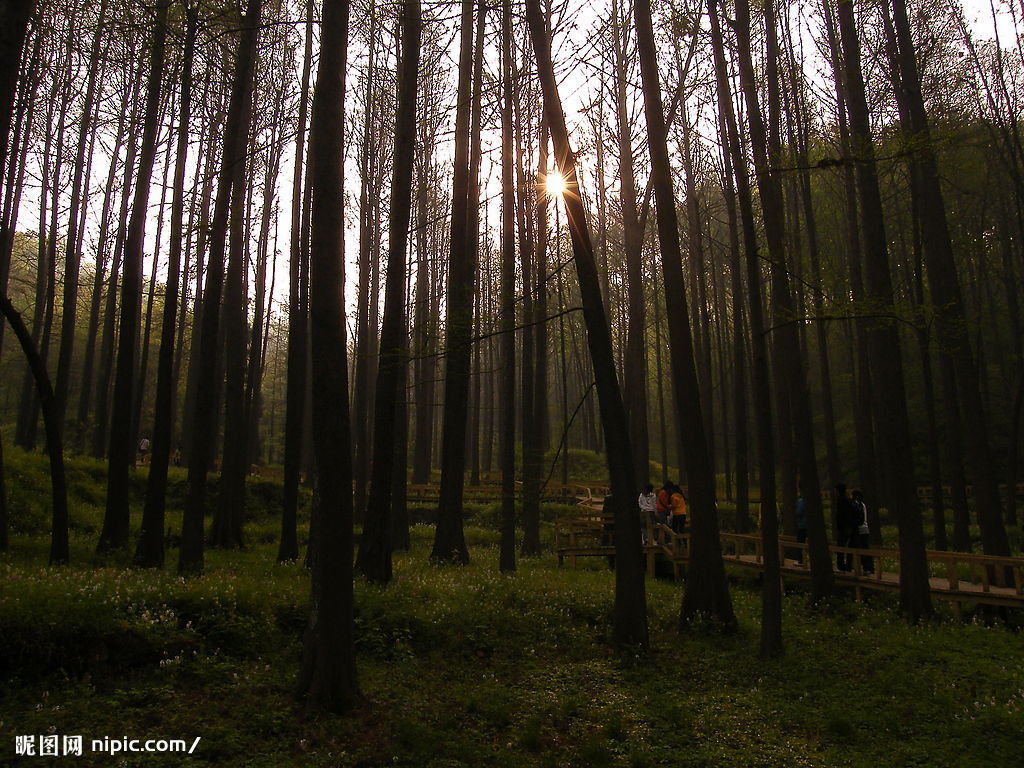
[638,484,657,543]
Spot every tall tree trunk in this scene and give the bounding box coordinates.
[820,0,880,517]
[411,147,434,485]
[179,0,263,574]
[526,0,648,649]
[634,0,734,629]
[97,0,170,555]
[295,0,357,712]
[889,0,1010,561]
[735,0,833,607]
[837,0,931,618]
[279,0,314,563]
[431,0,477,564]
[54,0,108,427]
[613,0,649,488]
[211,80,255,551]
[76,59,139,449]
[521,120,548,555]
[498,0,516,573]
[710,0,779,650]
[355,0,421,584]
[138,1,196,568]
[351,5,379,519]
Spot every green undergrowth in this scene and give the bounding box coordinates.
[2,527,1023,766]
[1,448,1023,766]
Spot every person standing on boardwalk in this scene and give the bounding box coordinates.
[638,484,657,543]
[835,483,858,572]
[852,489,874,574]
[656,482,673,527]
[670,485,687,535]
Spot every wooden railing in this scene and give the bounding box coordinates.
[556,503,1024,609]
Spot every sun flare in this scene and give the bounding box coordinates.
[545,170,567,197]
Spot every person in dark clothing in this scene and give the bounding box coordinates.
[795,492,807,565]
[851,489,873,574]
[835,483,858,571]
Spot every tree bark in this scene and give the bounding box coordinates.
[279,0,314,563]
[710,0,777,650]
[431,0,476,564]
[355,0,421,584]
[526,0,648,649]
[137,1,196,568]
[179,0,263,574]
[498,0,516,573]
[98,0,170,555]
[635,0,734,629]
[295,0,358,713]
[837,0,931,618]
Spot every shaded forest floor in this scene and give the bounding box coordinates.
[1,450,1023,766]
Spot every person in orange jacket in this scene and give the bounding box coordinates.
[670,485,688,534]
[656,483,673,527]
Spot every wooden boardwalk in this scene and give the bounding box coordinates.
[557,497,1024,610]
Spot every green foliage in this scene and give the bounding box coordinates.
[1,449,1022,766]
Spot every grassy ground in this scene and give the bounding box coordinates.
[1,449,1023,766]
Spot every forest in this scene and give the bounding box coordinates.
[1,0,1024,764]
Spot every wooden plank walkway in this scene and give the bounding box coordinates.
[557,497,1024,610]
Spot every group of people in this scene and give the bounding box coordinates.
[794,483,873,573]
[638,482,688,535]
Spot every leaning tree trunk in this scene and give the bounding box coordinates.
[635,0,735,629]
[0,297,69,564]
[295,0,358,713]
[526,0,648,649]
[889,0,1010,563]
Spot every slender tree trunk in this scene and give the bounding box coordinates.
[55,0,108,427]
[295,0,357,712]
[180,0,264,573]
[498,0,516,572]
[526,0,648,649]
[635,0,734,629]
[431,0,477,564]
[355,0,421,584]
[710,0,777,651]
[76,60,138,448]
[352,6,379,519]
[837,0,931,618]
[820,0,879,515]
[613,1,649,488]
[280,0,314,563]
[411,148,434,484]
[97,1,170,555]
[138,1,196,568]
[889,0,1010,561]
